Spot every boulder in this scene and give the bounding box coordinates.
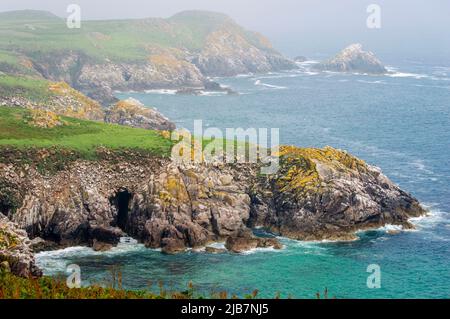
[92,239,114,252]
[225,236,259,253]
[257,237,283,250]
[161,238,186,255]
[89,226,125,246]
[30,237,59,253]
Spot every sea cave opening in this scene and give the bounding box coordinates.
[111,189,132,233]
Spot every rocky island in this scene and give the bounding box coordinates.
[314,43,387,74]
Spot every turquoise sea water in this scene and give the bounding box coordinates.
[37,60,450,298]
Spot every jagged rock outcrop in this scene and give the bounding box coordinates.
[0,79,176,131]
[176,80,238,96]
[314,44,387,74]
[0,214,42,277]
[192,28,296,77]
[0,81,104,121]
[104,98,176,131]
[249,146,424,240]
[75,57,205,104]
[0,145,425,254]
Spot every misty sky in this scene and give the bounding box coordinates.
[1,0,449,63]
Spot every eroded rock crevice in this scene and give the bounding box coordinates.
[110,189,133,233]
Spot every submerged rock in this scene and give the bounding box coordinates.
[205,246,227,254]
[92,239,114,252]
[294,56,308,63]
[161,238,187,255]
[176,80,238,96]
[225,230,283,253]
[314,43,387,74]
[225,236,259,253]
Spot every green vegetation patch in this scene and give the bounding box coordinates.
[0,270,162,299]
[0,75,51,101]
[0,106,173,161]
[0,10,268,63]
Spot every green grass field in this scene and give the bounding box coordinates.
[0,75,51,101]
[0,106,173,158]
[0,10,272,63]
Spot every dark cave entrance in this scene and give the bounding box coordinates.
[111,189,132,232]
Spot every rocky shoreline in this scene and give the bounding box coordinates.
[0,10,427,281]
[0,145,425,276]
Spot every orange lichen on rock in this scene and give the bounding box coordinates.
[26,109,65,128]
[274,146,369,196]
[149,54,184,68]
[47,82,104,121]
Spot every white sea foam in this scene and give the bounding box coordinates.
[207,242,226,250]
[295,60,320,65]
[373,224,404,233]
[239,246,285,255]
[235,73,254,78]
[357,80,386,85]
[303,71,319,75]
[254,80,287,89]
[388,72,428,79]
[143,89,177,95]
[385,67,429,79]
[35,239,150,273]
[409,209,449,229]
[198,91,228,96]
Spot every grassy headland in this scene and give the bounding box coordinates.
[0,10,274,64]
[0,106,173,159]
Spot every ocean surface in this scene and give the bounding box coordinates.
[37,60,450,298]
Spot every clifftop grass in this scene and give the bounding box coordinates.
[0,75,51,101]
[0,10,275,63]
[0,106,173,159]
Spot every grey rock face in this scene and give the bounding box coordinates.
[315,44,387,74]
[0,214,42,277]
[192,28,296,77]
[249,146,424,241]
[0,146,425,254]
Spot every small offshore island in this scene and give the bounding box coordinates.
[0,10,427,297]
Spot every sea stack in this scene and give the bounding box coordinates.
[314,43,387,74]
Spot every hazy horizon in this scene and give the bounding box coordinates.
[0,0,449,64]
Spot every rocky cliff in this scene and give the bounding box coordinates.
[0,214,41,278]
[0,10,297,104]
[0,76,176,131]
[314,44,387,74]
[0,145,424,261]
